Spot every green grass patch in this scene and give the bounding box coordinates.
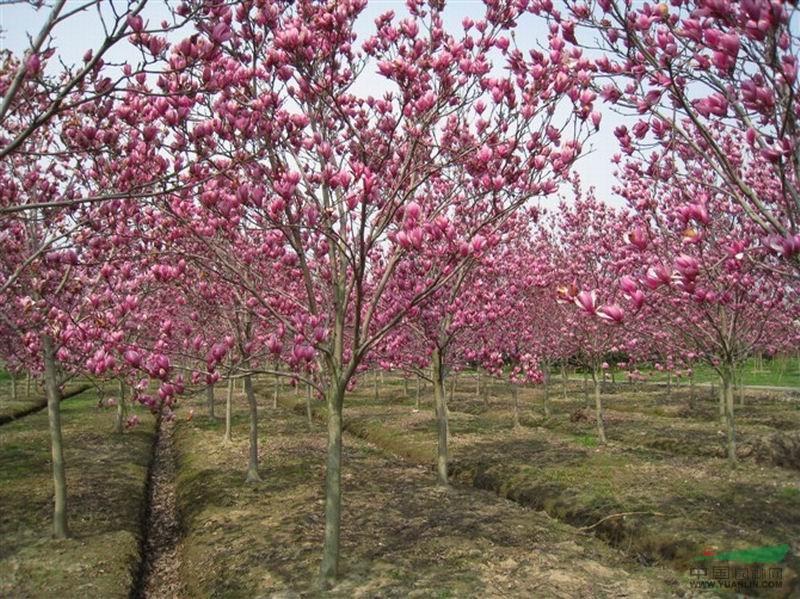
[614,356,800,388]
[573,434,599,448]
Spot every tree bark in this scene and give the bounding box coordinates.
[206,382,215,419]
[373,370,379,401]
[591,367,607,443]
[511,383,520,429]
[403,376,409,398]
[42,334,68,538]
[415,376,420,410]
[583,371,589,407]
[115,379,127,434]
[305,382,313,431]
[475,369,481,397]
[721,368,737,466]
[10,372,17,401]
[320,382,344,581]
[689,372,696,411]
[431,348,449,485]
[273,373,279,409]
[561,363,568,399]
[243,374,260,482]
[736,370,745,407]
[224,376,233,443]
[666,371,673,402]
[26,372,31,399]
[542,367,551,417]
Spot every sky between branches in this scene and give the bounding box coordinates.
[0,0,632,207]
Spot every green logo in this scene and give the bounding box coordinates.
[693,544,790,563]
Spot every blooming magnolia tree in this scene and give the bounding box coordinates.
[551,184,637,442]
[616,161,800,464]
[378,212,546,483]
[141,0,599,580]
[561,0,800,270]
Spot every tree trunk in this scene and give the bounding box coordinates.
[206,382,215,419]
[273,373,279,408]
[305,382,313,431]
[736,370,745,407]
[42,335,68,538]
[591,368,607,444]
[373,370,379,401]
[415,376,421,410]
[583,371,589,407]
[689,372,696,411]
[243,374,260,482]
[721,369,737,466]
[561,363,568,399]
[431,348,449,485]
[320,382,344,582]
[666,371,673,402]
[475,370,481,398]
[449,371,457,402]
[224,376,233,443]
[115,380,127,434]
[511,383,520,429]
[26,372,31,399]
[543,368,551,417]
[11,372,17,401]
[403,376,409,398]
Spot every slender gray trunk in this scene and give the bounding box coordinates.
[583,371,589,407]
[26,372,31,399]
[373,370,379,401]
[561,364,568,399]
[404,376,409,398]
[736,370,745,407]
[320,382,344,581]
[475,370,481,398]
[243,374,260,482]
[224,376,233,443]
[511,383,520,429]
[721,369,737,466]
[42,335,68,538]
[206,382,215,419]
[305,382,313,431]
[115,379,127,434]
[543,367,551,417]
[431,349,449,485]
[591,368,607,443]
[273,373,279,409]
[415,376,421,409]
[11,372,17,401]
[666,371,673,401]
[689,372,696,411]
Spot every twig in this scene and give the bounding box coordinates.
[579,511,666,531]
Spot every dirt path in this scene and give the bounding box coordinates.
[138,416,184,598]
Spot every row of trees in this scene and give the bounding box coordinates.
[0,0,797,585]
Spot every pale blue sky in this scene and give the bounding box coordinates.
[1,0,626,205]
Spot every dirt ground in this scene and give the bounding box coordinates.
[172,398,681,597]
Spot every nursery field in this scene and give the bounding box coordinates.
[1,374,797,597]
[3,0,800,597]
